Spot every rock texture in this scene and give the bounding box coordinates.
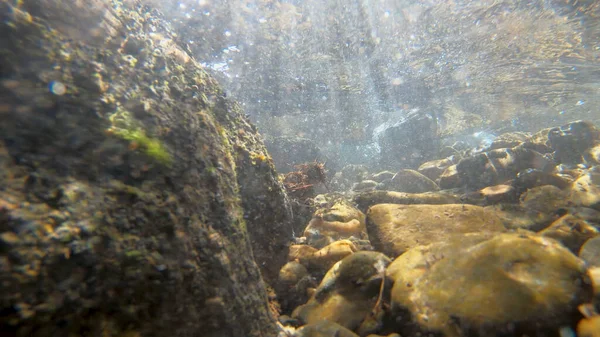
[388,233,593,336]
[366,204,506,257]
[0,2,291,336]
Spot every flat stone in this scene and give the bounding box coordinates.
[366,204,506,257]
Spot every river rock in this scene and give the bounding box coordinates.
[568,169,600,210]
[438,164,462,189]
[485,204,554,231]
[378,113,439,170]
[540,214,599,253]
[319,201,366,224]
[277,261,315,314]
[295,321,360,337]
[307,240,359,271]
[0,3,290,336]
[488,132,531,150]
[366,204,506,257]
[417,157,455,181]
[353,190,460,213]
[289,245,319,263]
[369,171,395,183]
[303,218,366,242]
[459,184,517,206]
[577,316,600,337]
[389,233,593,336]
[456,147,553,190]
[352,180,379,192]
[580,236,600,267]
[584,144,600,165]
[548,120,600,165]
[386,169,440,193]
[292,252,391,332]
[513,168,572,194]
[520,185,570,213]
[304,201,367,242]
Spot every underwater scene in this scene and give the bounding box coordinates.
[1,0,600,336]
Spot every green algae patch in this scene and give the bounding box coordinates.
[108,107,172,166]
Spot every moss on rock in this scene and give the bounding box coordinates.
[0,1,291,336]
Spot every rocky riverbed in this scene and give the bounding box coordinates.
[1,1,600,337]
[276,120,600,337]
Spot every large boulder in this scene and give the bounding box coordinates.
[388,233,593,336]
[0,2,291,336]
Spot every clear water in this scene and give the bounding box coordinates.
[156,0,600,167]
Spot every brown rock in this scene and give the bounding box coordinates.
[366,204,505,257]
[439,164,462,189]
[485,204,554,231]
[585,144,600,165]
[580,236,600,267]
[387,169,439,193]
[318,201,366,226]
[292,252,391,332]
[369,171,395,183]
[487,131,531,151]
[303,217,366,241]
[295,321,360,337]
[513,168,572,192]
[417,157,454,181]
[389,233,592,336]
[520,185,570,213]
[548,120,600,165]
[456,147,553,190]
[352,180,378,192]
[289,245,318,263]
[307,240,358,271]
[353,190,460,213]
[460,184,517,205]
[568,169,600,210]
[279,261,309,285]
[540,214,599,253]
[0,3,291,336]
[577,316,600,337]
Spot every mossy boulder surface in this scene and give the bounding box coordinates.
[0,1,291,336]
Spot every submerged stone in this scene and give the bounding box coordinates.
[389,233,592,336]
[417,157,455,182]
[292,252,391,332]
[548,120,600,165]
[295,320,360,337]
[366,203,505,257]
[353,190,460,213]
[386,169,440,193]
